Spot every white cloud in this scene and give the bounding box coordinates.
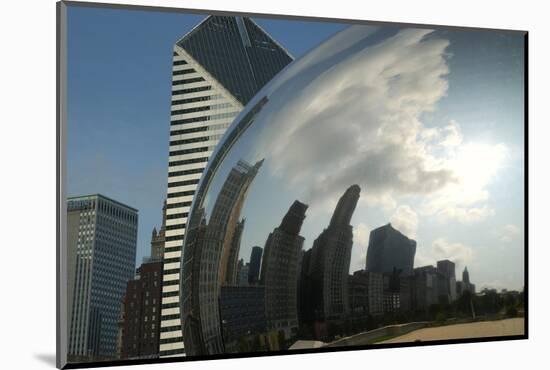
[498,224,521,243]
[256,26,507,225]
[439,120,463,148]
[438,206,495,224]
[259,28,454,207]
[359,191,397,212]
[420,142,508,223]
[415,237,474,273]
[389,205,418,238]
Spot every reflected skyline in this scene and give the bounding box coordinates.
[181,23,525,355]
[199,25,525,292]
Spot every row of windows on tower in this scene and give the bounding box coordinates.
[171,84,211,96]
[101,205,136,224]
[171,102,233,117]
[165,201,192,209]
[170,111,237,126]
[168,157,208,170]
[168,146,211,158]
[172,58,187,66]
[170,122,228,137]
[172,68,196,76]
[168,166,204,178]
[171,76,205,86]
[171,93,223,106]
[167,178,200,188]
[169,134,225,148]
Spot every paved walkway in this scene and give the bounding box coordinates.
[378,318,525,344]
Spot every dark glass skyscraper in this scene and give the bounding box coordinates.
[365,223,417,276]
[260,200,308,343]
[161,15,292,356]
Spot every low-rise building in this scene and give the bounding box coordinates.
[119,259,163,359]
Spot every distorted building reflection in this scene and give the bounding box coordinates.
[181,159,263,355]
[299,185,360,338]
[260,200,308,346]
[225,219,246,285]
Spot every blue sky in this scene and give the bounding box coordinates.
[67,6,525,291]
[66,5,346,266]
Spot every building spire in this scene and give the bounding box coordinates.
[463,266,470,285]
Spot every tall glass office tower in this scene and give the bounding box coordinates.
[365,223,417,276]
[160,15,293,357]
[67,194,138,361]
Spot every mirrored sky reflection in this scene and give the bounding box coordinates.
[195,25,525,292]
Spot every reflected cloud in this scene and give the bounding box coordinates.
[416,237,475,273]
[257,28,455,209]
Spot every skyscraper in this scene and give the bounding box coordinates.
[412,265,439,310]
[365,223,417,276]
[161,16,293,356]
[461,266,476,294]
[238,262,251,286]
[248,246,263,284]
[260,200,308,342]
[182,159,263,355]
[303,185,360,324]
[463,266,470,285]
[67,194,138,361]
[437,259,457,302]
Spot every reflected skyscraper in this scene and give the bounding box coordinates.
[302,185,360,325]
[463,266,470,285]
[459,266,476,294]
[161,16,292,356]
[182,159,263,355]
[365,223,417,276]
[248,246,263,284]
[224,219,246,286]
[260,200,308,343]
[437,259,457,302]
